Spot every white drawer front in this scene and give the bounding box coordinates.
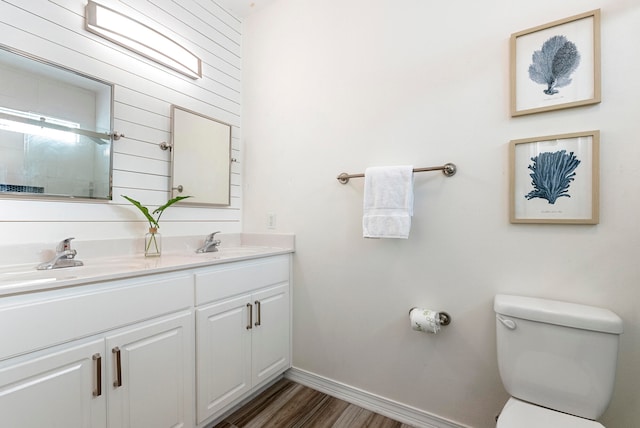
[195,255,289,306]
[0,273,193,361]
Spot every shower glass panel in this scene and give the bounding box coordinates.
[0,45,113,200]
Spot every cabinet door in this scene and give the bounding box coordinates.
[251,283,291,386]
[106,311,193,428]
[0,339,106,428]
[196,294,252,424]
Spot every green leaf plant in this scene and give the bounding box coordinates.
[122,195,191,229]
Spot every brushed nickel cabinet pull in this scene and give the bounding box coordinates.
[92,353,102,397]
[112,347,122,387]
[254,300,261,327]
[246,303,253,330]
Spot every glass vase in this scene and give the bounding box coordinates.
[145,227,161,257]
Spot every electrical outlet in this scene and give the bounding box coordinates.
[267,213,277,229]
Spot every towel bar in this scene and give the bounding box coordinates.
[337,163,457,184]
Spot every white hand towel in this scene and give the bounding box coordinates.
[362,165,414,239]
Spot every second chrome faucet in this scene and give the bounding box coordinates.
[196,232,221,253]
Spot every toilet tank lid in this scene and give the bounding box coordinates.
[494,294,623,334]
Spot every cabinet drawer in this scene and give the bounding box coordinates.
[0,273,193,361]
[195,255,289,306]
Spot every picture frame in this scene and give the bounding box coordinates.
[509,130,599,224]
[510,9,601,117]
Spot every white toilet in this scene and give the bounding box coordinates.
[494,294,623,427]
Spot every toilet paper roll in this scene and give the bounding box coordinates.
[410,307,441,334]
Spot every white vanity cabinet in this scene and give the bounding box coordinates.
[0,272,194,428]
[194,255,291,424]
[0,244,294,428]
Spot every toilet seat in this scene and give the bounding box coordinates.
[496,398,605,428]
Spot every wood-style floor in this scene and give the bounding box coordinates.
[213,378,415,428]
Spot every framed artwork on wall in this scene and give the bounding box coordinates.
[510,9,601,117]
[509,130,599,224]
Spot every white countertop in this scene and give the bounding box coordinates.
[0,233,294,297]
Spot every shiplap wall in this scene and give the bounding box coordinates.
[0,0,242,245]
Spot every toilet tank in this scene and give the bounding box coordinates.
[494,294,623,420]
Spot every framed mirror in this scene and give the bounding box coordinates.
[0,45,114,200]
[170,106,231,206]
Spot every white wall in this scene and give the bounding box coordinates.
[242,1,640,426]
[0,0,243,245]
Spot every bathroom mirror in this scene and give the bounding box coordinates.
[170,106,231,206]
[0,45,114,200]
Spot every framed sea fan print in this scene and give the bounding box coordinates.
[510,9,601,116]
[510,131,599,224]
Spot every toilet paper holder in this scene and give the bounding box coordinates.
[438,312,451,326]
[409,308,452,326]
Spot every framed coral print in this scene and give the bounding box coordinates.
[510,9,601,116]
[510,131,599,224]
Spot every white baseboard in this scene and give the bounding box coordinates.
[285,367,471,428]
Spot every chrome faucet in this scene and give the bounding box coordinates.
[37,237,84,270]
[196,231,222,253]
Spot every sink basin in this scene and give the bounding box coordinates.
[0,269,79,284]
[196,247,267,259]
[0,260,148,286]
[74,262,147,274]
[219,247,263,256]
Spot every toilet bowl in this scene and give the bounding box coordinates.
[497,398,604,428]
[494,294,623,427]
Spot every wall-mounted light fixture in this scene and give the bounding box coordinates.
[85,1,202,79]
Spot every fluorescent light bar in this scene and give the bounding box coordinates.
[85,1,201,79]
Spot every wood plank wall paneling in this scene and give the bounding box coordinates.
[0,0,243,243]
